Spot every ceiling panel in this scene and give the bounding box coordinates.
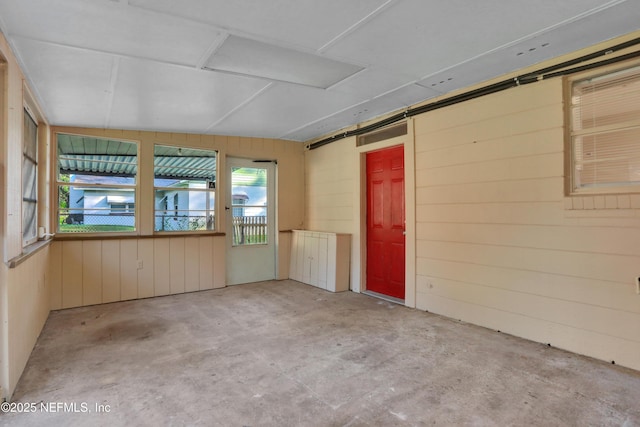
[211,84,366,139]
[324,0,626,77]
[0,0,222,66]
[12,37,114,127]
[417,0,640,95]
[0,0,637,142]
[129,0,391,50]
[204,35,363,89]
[283,84,440,141]
[329,67,420,99]
[108,58,271,132]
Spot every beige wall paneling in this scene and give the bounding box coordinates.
[212,235,225,288]
[120,239,138,300]
[49,241,62,310]
[137,239,154,298]
[0,264,7,400]
[413,77,640,371]
[198,236,214,290]
[0,32,52,400]
[5,248,50,399]
[82,240,102,306]
[0,53,5,400]
[102,240,121,303]
[153,238,171,296]
[184,237,200,292]
[169,237,186,294]
[49,127,305,291]
[4,50,24,260]
[61,241,83,308]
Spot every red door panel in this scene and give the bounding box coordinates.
[366,145,405,299]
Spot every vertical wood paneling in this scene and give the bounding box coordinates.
[102,240,120,303]
[199,236,213,290]
[184,237,200,292]
[212,235,225,288]
[169,237,186,294]
[120,240,138,300]
[49,241,62,310]
[137,239,154,298]
[61,241,83,308]
[82,240,102,306]
[153,238,170,296]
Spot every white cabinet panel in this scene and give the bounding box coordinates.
[289,230,350,292]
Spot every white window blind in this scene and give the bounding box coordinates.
[570,64,640,192]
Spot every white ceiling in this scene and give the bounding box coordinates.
[0,0,638,142]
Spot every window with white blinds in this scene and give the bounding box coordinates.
[570,63,640,192]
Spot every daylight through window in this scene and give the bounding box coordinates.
[22,109,38,245]
[56,134,138,233]
[154,145,217,232]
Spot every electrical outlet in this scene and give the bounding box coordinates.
[137,260,143,269]
[636,277,640,294]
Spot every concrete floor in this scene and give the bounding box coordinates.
[3,280,640,426]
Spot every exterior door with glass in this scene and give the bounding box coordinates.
[226,157,276,285]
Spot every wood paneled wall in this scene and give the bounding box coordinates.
[413,78,640,370]
[3,247,50,399]
[49,236,225,310]
[304,48,640,371]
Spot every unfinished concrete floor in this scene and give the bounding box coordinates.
[3,280,640,426]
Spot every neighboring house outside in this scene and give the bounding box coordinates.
[68,173,267,231]
[68,175,135,227]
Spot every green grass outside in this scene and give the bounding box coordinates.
[59,224,135,232]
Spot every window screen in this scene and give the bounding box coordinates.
[22,109,38,245]
[56,134,138,233]
[154,145,217,232]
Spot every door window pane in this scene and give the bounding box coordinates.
[231,167,267,245]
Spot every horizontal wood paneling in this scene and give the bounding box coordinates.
[305,138,355,233]
[416,259,640,314]
[414,77,640,370]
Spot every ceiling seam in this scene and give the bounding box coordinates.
[10,35,199,69]
[203,83,275,133]
[280,79,440,139]
[127,2,327,59]
[317,0,399,54]
[104,57,120,129]
[416,0,632,83]
[195,32,229,70]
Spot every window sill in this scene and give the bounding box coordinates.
[6,239,52,269]
[53,232,225,241]
[563,193,640,210]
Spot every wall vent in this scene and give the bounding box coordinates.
[356,122,407,147]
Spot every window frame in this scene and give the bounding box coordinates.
[566,58,640,196]
[22,106,39,246]
[54,132,140,235]
[153,144,217,234]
